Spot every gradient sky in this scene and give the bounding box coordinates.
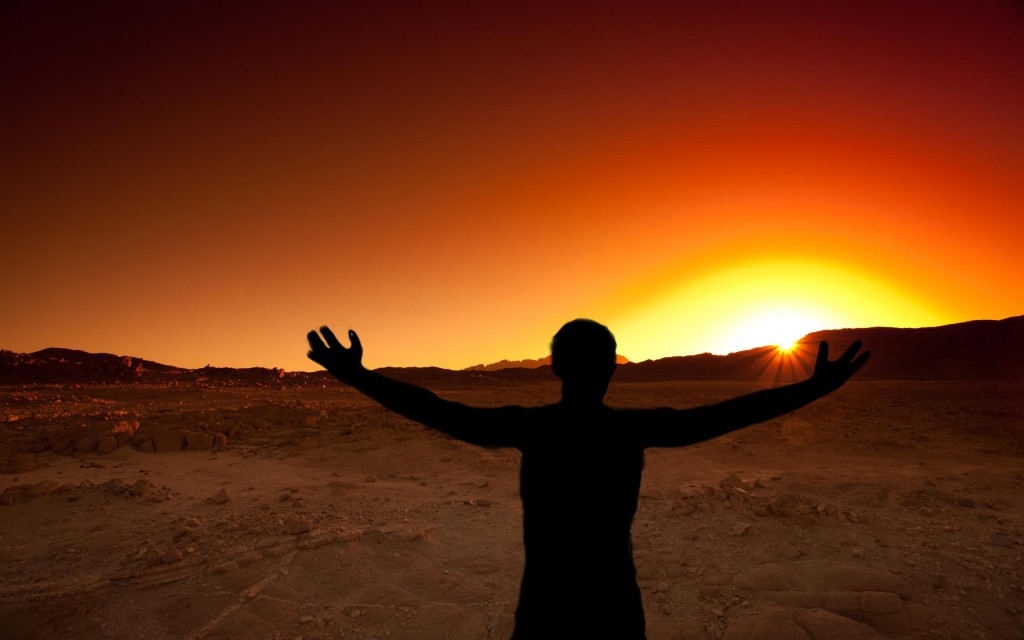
[3,1,1023,370]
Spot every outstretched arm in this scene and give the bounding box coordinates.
[638,341,870,448]
[307,326,520,448]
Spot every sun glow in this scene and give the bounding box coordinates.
[606,258,948,362]
[726,307,826,354]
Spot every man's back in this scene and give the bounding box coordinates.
[514,405,646,637]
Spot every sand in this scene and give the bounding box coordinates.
[1,379,1022,639]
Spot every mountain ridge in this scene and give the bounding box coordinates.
[2,316,1021,384]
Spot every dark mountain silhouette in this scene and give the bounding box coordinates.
[0,348,324,386]
[2,316,1021,385]
[612,315,1024,383]
[464,354,630,371]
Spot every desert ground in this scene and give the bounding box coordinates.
[1,378,1022,639]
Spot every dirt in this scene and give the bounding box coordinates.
[1,379,1022,639]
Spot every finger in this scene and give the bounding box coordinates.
[307,349,325,365]
[816,341,829,370]
[307,330,329,354]
[849,350,871,374]
[348,329,362,355]
[320,326,345,350]
[838,340,863,364]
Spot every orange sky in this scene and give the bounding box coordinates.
[2,2,1023,371]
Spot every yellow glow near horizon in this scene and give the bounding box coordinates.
[729,307,825,352]
[608,258,949,361]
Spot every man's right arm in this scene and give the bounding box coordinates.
[307,326,520,448]
[636,340,869,448]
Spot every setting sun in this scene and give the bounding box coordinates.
[735,308,821,352]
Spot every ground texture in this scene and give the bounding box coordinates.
[1,379,1022,639]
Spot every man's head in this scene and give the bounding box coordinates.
[551,319,617,400]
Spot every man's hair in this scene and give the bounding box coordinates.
[551,319,617,381]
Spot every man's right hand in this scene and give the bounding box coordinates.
[307,326,364,381]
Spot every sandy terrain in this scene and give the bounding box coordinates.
[1,378,1022,639]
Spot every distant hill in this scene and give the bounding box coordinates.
[0,348,327,386]
[2,316,1022,385]
[464,354,630,371]
[799,316,1024,381]
[613,315,1024,383]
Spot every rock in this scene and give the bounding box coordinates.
[285,518,312,535]
[145,547,165,566]
[211,432,228,449]
[731,523,752,536]
[111,420,141,445]
[138,439,156,453]
[26,480,59,497]
[129,479,152,497]
[48,434,76,454]
[96,436,118,455]
[0,454,47,474]
[1,485,29,505]
[161,548,183,564]
[150,429,187,452]
[74,434,101,453]
[858,591,910,633]
[299,615,315,623]
[210,488,231,504]
[720,473,754,491]
[184,431,215,450]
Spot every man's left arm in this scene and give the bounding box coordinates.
[637,341,869,448]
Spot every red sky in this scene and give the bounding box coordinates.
[2,1,1023,370]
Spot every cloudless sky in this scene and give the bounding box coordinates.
[2,1,1023,370]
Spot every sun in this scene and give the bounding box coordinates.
[717,307,826,355]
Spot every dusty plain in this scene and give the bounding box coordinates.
[1,378,1022,639]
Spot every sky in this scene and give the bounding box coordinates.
[2,1,1023,371]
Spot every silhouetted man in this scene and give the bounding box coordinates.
[307,319,868,639]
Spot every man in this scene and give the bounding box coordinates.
[307,319,868,639]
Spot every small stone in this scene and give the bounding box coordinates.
[731,523,752,537]
[350,610,361,619]
[184,431,215,451]
[285,518,312,535]
[299,615,315,624]
[145,547,165,567]
[162,548,183,564]
[129,479,152,497]
[210,488,231,504]
[96,436,118,455]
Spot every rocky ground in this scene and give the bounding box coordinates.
[1,379,1022,639]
